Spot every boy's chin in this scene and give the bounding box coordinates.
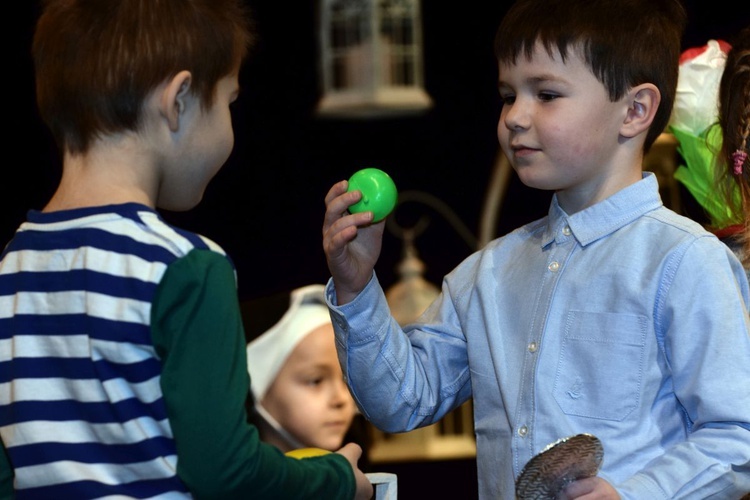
[157,194,204,212]
[514,170,559,192]
[310,435,347,452]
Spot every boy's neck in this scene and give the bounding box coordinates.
[45,136,159,212]
[555,159,644,215]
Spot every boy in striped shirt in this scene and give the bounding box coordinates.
[0,1,371,498]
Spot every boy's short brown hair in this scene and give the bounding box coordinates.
[33,0,254,155]
[494,0,686,152]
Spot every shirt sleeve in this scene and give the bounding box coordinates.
[151,249,356,499]
[617,238,750,499]
[327,272,472,433]
[0,438,13,499]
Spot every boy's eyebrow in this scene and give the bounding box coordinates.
[529,74,568,84]
[498,73,570,88]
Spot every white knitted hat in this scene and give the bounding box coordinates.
[246,284,332,402]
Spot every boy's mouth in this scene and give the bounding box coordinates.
[511,144,539,157]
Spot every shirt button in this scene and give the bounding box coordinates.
[562,225,571,236]
[518,425,528,437]
[548,261,560,272]
[528,341,538,353]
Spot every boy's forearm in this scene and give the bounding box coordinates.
[153,250,357,498]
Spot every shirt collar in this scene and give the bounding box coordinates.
[542,172,664,247]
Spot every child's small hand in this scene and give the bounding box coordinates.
[335,443,373,500]
[323,180,385,305]
[559,476,620,499]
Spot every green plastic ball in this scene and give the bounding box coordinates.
[346,168,398,222]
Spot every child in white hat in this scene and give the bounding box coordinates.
[247,284,357,453]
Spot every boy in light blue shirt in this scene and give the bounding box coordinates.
[321,0,750,498]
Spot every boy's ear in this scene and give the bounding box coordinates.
[160,70,193,132]
[621,83,660,139]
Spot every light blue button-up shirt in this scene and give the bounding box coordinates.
[327,173,750,499]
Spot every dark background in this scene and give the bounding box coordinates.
[6,2,749,498]
[6,2,749,303]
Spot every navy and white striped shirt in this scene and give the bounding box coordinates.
[0,203,224,499]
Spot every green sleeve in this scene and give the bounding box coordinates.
[151,249,356,499]
[0,438,13,499]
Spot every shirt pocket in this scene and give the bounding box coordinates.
[553,311,647,421]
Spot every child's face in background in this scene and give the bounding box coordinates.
[496,42,635,212]
[261,323,356,451]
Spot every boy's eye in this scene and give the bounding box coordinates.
[499,94,516,105]
[538,92,559,102]
[304,376,324,387]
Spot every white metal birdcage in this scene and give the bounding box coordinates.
[317,0,432,118]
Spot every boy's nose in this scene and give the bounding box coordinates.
[502,110,521,130]
[331,378,353,406]
[502,102,529,131]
